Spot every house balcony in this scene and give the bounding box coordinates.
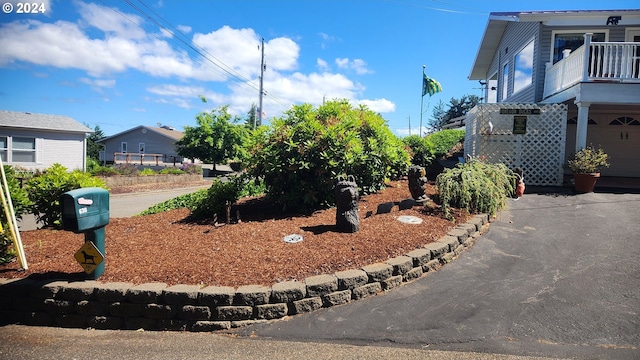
[543,34,640,103]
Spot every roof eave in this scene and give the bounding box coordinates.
[468,17,513,80]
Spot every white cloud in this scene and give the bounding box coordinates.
[0,1,390,121]
[356,98,395,113]
[317,58,329,72]
[79,77,116,91]
[318,32,335,49]
[177,25,192,34]
[396,126,429,137]
[77,2,146,40]
[335,57,372,75]
[147,84,206,97]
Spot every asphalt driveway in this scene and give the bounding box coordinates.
[231,190,640,360]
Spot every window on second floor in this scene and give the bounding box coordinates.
[501,63,509,101]
[121,142,127,153]
[513,39,534,94]
[551,31,607,64]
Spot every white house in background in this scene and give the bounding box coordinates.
[0,110,92,171]
[468,9,640,178]
[97,125,185,166]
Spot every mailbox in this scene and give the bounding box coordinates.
[60,187,110,280]
[61,187,110,233]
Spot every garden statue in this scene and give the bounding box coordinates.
[408,165,429,204]
[335,175,360,233]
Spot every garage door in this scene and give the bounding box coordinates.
[593,116,640,177]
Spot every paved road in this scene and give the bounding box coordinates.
[17,182,212,230]
[0,324,566,360]
[7,187,639,359]
[228,190,640,360]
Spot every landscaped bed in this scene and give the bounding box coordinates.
[0,180,469,287]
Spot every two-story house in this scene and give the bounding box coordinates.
[467,9,640,184]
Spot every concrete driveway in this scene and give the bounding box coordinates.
[230,190,640,360]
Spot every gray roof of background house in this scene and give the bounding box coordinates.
[0,110,93,133]
[96,125,183,143]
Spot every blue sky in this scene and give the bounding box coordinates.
[0,0,637,137]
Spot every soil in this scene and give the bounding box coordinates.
[0,180,470,287]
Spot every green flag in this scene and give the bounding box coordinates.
[422,74,442,97]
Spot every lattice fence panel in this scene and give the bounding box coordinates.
[465,103,568,186]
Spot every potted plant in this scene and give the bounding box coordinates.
[567,146,609,193]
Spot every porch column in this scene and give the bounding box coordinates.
[582,33,592,82]
[575,101,591,152]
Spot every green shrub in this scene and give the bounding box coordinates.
[245,100,410,212]
[25,164,108,228]
[567,145,609,174]
[435,159,515,220]
[91,165,120,177]
[0,166,33,264]
[191,178,241,220]
[425,129,465,158]
[179,163,201,174]
[139,168,157,176]
[114,163,139,176]
[137,175,264,217]
[402,135,435,167]
[137,188,208,216]
[237,176,266,198]
[159,168,185,175]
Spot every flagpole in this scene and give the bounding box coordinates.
[420,65,425,136]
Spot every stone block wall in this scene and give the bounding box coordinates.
[0,214,490,332]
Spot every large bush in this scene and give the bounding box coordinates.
[138,175,264,218]
[425,129,465,159]
[26,164,108,228]
[402,135,434,167]
[435,159,515,220]
[245,100,410,212]
[0,166,32,264]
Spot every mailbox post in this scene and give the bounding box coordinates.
[60,187,110,279]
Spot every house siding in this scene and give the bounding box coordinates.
[101,127,182,164]
[0,128,85,170]
[491,21,541,103]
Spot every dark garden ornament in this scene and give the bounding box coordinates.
[335,175,360,233]
[408,165,429,204]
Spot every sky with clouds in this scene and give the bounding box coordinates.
[0,0,637,136]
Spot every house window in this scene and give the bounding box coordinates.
[609,116,640,126]
[513,39,534,94]
[139,143,145,153]
[501,63,509,101]
[12,137,36,163]
[0,137,6,162]
[552,31,606,64]
[121,142,127,153]
[486,73,498,103]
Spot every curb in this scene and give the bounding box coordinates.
[0,214,491,332]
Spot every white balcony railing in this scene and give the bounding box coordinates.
[543,33,640,98]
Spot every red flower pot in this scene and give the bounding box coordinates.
[573,172,600,193]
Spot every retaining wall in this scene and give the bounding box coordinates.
[0,214,490,332]
[100,174,203,188]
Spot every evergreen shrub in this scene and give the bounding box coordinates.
[26,164,108,228]
[245,100,410,212]
[436,159,515,220]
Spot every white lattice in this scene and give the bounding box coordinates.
[465,103,568,186]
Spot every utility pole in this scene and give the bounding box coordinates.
[257,37,265,129]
